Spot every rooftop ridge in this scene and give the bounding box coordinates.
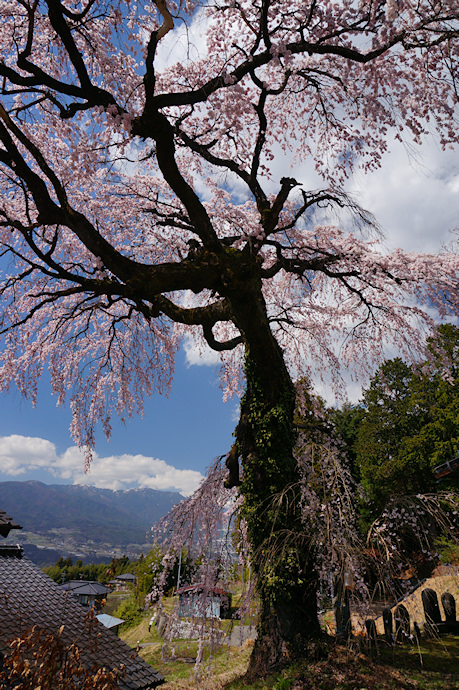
[0,509,22,538]
[0,544,23,558]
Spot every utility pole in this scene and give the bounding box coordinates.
[176,550,182,593]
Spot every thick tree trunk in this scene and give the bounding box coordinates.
[248,574,321,678]
[240,355,322,678]
[227,281,322,677]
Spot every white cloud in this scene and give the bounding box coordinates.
[349,136,459,254]
[154,5,213,71]
[0,435,59,474]
[183,334,222,367]
[0,435,203,496]
[254,127,459,256]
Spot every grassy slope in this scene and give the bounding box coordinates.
[121,611,459,689]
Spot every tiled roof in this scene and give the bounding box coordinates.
[0,510,22,538]
[176,583,228,596]
[60,580,110,596]
[109,573,137,584]
[0,545,164,688]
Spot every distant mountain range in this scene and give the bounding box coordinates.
[0,481,183,547]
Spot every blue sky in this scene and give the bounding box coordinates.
[0,350,237,495]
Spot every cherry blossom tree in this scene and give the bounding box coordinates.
[0,0,458,677]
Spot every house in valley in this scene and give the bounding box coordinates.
[60,579,110,610]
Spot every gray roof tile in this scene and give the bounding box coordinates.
[60,580,111,595]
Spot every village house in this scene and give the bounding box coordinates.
[176,584,232,619]
[109,572,137,591]
[60,579,110,610]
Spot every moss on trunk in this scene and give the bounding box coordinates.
[237,354,321,678]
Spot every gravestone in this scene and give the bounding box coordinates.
[441,592,456,623]
[382,607,393,644]
[334,579,351,639]
[334,591,351,639]
[422,588,441,637]
[394,604,410,642]
[422,588,441,624]
[365,619,377,645]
